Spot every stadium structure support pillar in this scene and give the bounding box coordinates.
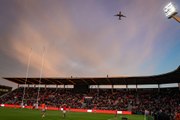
[97,85,99,95]
[158,84,160,92]
[172,15,180,23]
[111,85,113,93]
[178,83,180,91]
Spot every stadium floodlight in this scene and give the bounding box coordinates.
[164,2,177,18]
[163,2,180,23]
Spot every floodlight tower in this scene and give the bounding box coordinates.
[164,2,180,23]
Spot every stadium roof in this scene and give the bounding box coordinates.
[3,66,180,85]
[0,85,12,89]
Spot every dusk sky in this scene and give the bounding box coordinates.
[0,0,180,89]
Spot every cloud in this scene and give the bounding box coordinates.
[0,0,171,79]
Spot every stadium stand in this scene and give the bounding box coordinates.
[0,85,12,96]
[0,66,180,120]
[0,88,179,119]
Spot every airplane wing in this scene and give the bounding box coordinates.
[122,15,126,17]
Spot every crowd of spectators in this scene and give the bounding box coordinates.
[0,87,179,119]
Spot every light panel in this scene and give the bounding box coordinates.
[99,85,112,89]
[113,85,127,89]
[89,85,98,89]
[160,83,178,88]
[137,84,158,88]
[127,85,136,88]
[164,2,177,18]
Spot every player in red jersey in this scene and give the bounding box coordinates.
[41,103,46,118]
[175,112,180,120]
[93,104,97,113]
[62,104,67,118]
[115,109,118,118]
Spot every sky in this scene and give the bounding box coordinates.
[0,0,180,89]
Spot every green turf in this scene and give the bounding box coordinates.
[0,107,145,120]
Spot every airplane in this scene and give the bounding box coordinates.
[114,11,126,20]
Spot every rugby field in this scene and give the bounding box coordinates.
[0,107,145,120]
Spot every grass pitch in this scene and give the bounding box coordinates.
[0,107,145,120]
